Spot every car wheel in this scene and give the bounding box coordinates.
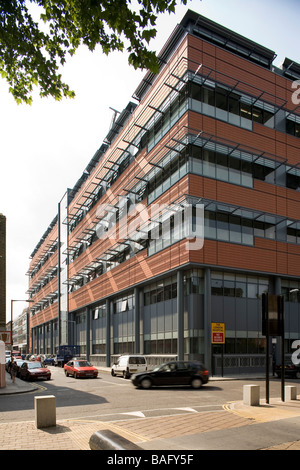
[65,370,69,377]
[123,371,129,379]
[295,371,300,379]
[111,369,115,376]
[74,373,78,379]
[191,377,203,389]
[140,378,152,389]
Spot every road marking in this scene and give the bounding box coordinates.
[175,407,198,413]
[31,382,47,391]
[121,411,145,417]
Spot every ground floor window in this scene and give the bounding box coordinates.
[215,337,266,354]
[144,338,177,354]
[114,341,134,354]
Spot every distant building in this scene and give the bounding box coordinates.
[12,308,29,354]
[26,10,300,374]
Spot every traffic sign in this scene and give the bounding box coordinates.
[211,322,225,344]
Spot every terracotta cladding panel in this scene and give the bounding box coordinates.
[287,199,300,220]
[216,180,275,213]
[189,236,300,277]
[29,253,58,291]
[287,243,300,256]
[285,142,300,166]
[31,277,58,305]
[287,253,300,276]
[30,303,58,327]
[190,173,300,224]
[188,46,203,67]
[210,240,277,273]
[30,224,58,272]
[69,241,190,311]
[276,252,288,274]
[189,35,282,96]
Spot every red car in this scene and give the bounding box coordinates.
[64,360,98,379]
[19,361,51,381]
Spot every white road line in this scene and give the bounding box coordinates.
[121,411,146,417]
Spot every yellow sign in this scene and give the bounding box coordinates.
[211,322,225,344]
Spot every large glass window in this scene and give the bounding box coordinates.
[211,271,269,299]
[144,276,177,305]
[189,79,275,130]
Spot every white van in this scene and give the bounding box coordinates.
[111,355,147,379]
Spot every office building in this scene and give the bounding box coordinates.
[27,10,300,374]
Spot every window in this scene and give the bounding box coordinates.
[286,118,300,138]
[211,272,268,299]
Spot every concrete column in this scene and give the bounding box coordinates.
[204,268,212,370]
[177,270,184,360]
[106,298,111,367]
[134,287,140,353]
[86,307,90,360]
[50,321,54,355]
[42,324,46,354]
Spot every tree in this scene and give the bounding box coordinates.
[0,0,187,104]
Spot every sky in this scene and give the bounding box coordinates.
[1,0,300,320]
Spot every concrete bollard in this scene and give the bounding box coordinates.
[285,385,297,401]
[89,429,142,450]
[34,395,56,429]
[243,384,260,406]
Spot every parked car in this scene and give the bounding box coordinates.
[131,360,209,389]
[43,355,55,366]
[275,363,300,379]
[111,355,147,379]
[64,360,98,379]
[19,361,51,381]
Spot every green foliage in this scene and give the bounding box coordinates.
[0,0,187,104]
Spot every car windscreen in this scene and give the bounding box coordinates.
[74,361,91,367]
[27,362,42,369]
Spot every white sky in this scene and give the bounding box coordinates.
[1,0,300,320]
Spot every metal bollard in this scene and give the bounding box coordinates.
[89,429,142,450]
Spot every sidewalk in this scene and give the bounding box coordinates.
[1,371,300,450]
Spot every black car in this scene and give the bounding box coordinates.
[275,363,300,379]
[131,360,209,389]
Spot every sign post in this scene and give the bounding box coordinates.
[211,322,225,377]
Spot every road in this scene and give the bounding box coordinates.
[0,366,297,424]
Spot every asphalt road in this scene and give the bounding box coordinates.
[0,366,297,424]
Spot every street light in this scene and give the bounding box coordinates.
[10,299,34,352]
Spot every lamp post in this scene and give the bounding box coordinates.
[10,299,34,353]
